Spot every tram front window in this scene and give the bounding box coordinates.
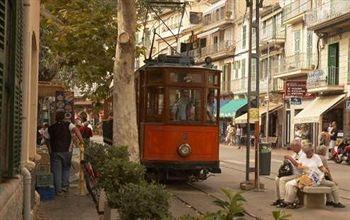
[169,89,202,122]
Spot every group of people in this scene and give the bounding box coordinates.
[224,122,242,148]
[320,121,338,158]
[273,139,345,209]
[38,111,94,195]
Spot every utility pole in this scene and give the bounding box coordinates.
[265,42,270,141]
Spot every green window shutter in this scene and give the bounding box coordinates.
[241,59,246,78]
[0,0,5,176]
[242,25,247,48]
[8,0,23,176]
[294,31,300,53]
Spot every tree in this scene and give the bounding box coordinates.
[113,0,139,162]
[40,0,118,101]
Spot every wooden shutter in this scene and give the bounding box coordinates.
[8,0,23,176]
[0,0,6,176]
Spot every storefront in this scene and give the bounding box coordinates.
[293,94,346,146]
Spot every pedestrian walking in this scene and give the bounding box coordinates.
[48,111,84,195]
[80,121,93,141]
[225,122,235,146]
[236,125,242,149]
[329,121,338,154]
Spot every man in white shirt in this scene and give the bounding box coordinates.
[283,143,345,208]
[273,140,305,206]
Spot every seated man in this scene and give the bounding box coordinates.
[206,91,216,122]
[272,140,305,206]
[282,143,345,209]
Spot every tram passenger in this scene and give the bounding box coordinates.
[206,91,216,122]
[172,89,193,121]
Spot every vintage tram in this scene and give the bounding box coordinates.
[135,55,221,180]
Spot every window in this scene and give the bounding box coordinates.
[169,72,203,83]
[220,7,225,19]
[294,31,301,53]
[146,87,164,121]
[206,89,219,123]
[241,59,246,78]
[147,70,163,83]
[242,25,247,48]
[169,89,202,122]
[307,31,313,67]
[208,71,219,85]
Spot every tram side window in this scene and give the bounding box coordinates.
[146,87,164,121]
[169,89,202,122]
[206,89,218,123]
[170,72,202,83]
[208,72,219,85]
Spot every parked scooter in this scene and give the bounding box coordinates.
[331,139,350,164]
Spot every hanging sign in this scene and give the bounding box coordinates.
[249,108,259,123]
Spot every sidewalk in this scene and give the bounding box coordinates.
[37,186,100,220]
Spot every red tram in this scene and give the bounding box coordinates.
[135,55,221,180]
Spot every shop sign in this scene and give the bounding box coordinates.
[346,101,350,112]
[307,69,327,89]
[284,81,307,98]
[249,108,259,123]
[55,91,74,120]
[290,97,302,105]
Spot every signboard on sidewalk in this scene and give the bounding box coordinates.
[284,80,307,99]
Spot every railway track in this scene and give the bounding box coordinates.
[167,181,260,220]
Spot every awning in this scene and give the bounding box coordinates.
[38,81,65,97]
[294,94,345,124]
[234,103,283,124]
[197,27,220,38]
[219,99,247,118]
[204,0,226,15]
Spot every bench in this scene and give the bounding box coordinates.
[302,186,332,208]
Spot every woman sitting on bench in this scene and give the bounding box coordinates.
[281,143,345,209]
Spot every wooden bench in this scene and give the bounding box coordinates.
[302,186,332,208]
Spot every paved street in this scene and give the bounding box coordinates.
[168,144,350,219]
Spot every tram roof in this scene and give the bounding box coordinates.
[136,55,221,72]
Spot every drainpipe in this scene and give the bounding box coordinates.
[21,166,31,220]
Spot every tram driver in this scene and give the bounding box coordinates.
[172,89,194,121]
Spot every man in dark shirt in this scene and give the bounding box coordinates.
[48,111,84,195]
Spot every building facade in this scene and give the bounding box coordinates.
[0,0,40,219]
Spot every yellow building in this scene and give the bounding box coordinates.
[0,0,40,219]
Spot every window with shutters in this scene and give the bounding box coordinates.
[242,25,247,49]
[294,30,301,53]
[241,59,246,78]
[0,0,6,177]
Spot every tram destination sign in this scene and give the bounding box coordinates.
[284,81,307,99]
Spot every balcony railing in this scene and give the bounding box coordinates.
[260,27,285,42]
[231,78,247,94]
[307,66,340,89]
[306,0,350,28]
[282,53,315,73]
[282,0,311,23]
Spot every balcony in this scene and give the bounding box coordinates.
[274,53,315,79]
[282,0,311,24]
[307,67,344,94]
[306,0,350,34]
[191,40,235,63]
[260,26,285,44]
[231,78,247,94]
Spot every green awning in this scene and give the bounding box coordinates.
[219,99,247,118]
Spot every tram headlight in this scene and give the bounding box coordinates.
[178,143,191,157]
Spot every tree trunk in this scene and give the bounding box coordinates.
[113,0,139,162]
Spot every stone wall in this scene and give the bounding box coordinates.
[0,177,23,220]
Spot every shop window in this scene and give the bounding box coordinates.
[146,87,164,122]
[169,88,202,122]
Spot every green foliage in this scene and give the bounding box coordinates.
[108,182,170,220]
[84,141,109,168]
[98,156,145,194]
[210,188,246,219]
[272,210,291,220]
